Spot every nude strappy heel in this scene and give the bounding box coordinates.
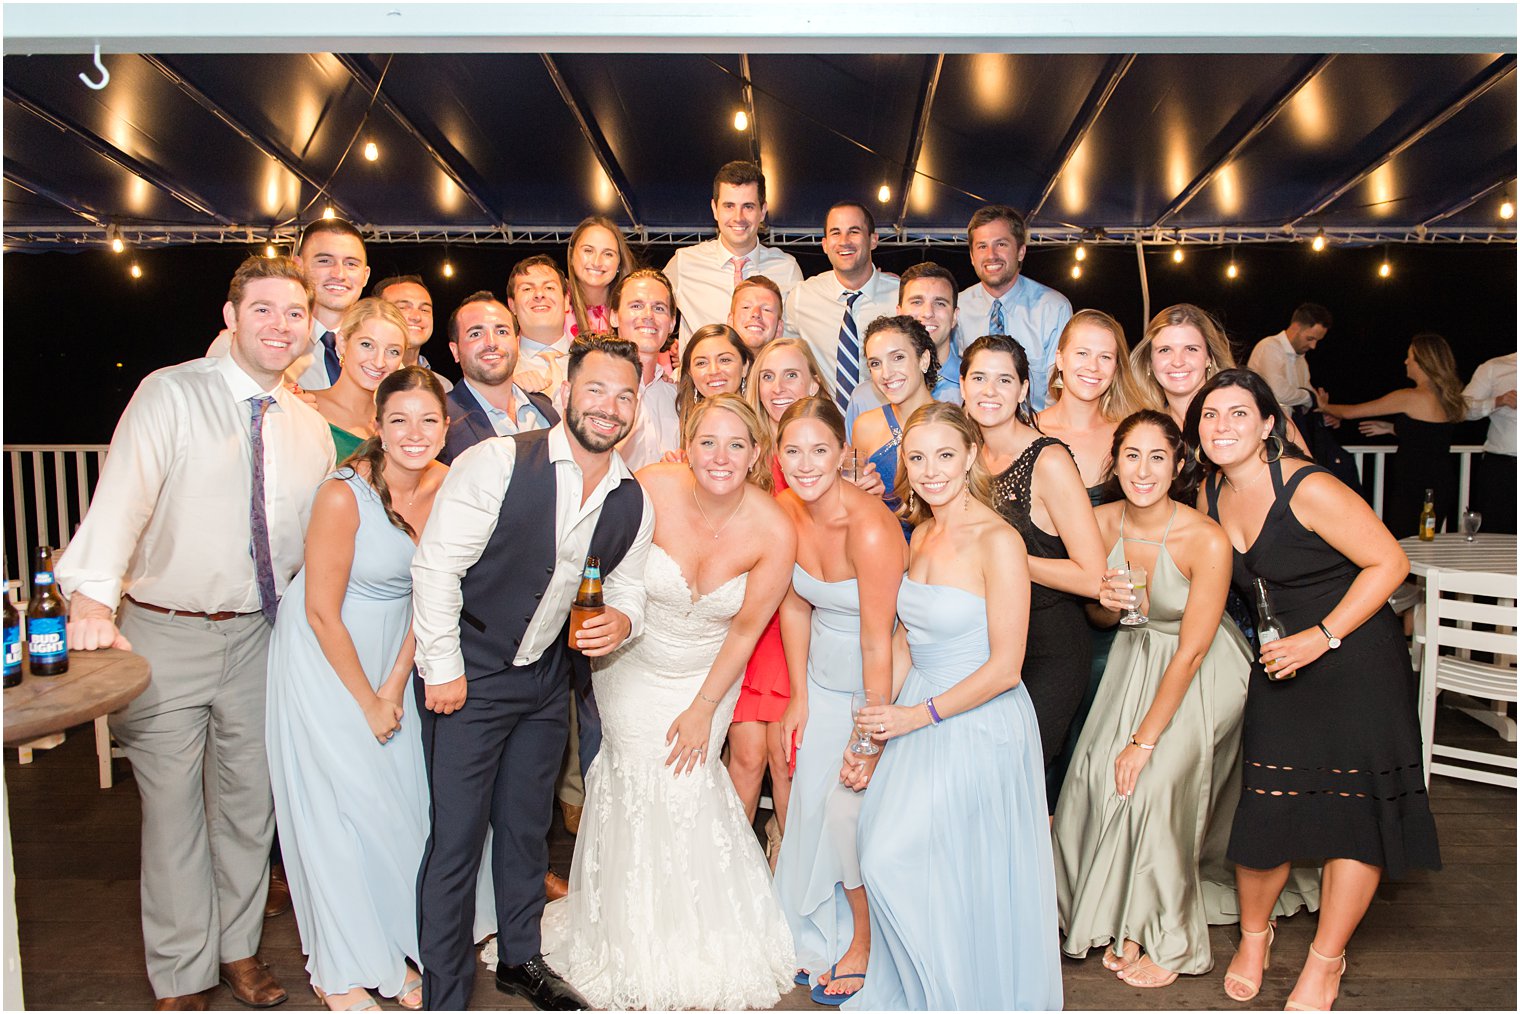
[1223,922,1275,1002]
[1284,944,1347,1011]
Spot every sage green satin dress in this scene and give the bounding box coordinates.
[1052,512,1318,976]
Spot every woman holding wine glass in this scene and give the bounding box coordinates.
[772,397,905,1005]
[1186,369,1440,1011]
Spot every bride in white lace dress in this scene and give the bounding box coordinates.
[540,394,799,1010]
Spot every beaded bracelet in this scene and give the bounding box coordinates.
[925,697,944,725]
[698,690,721,705]
[1129,735,1155,750]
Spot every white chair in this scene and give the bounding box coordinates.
[1418,568,1518,788]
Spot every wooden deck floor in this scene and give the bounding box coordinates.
[7,709,1514,1011]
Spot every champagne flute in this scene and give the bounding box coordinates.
[1462,509,1483,543]
[1118,563,1148,627]
[849,689,886,756]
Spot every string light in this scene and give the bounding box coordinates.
[1172,247,1184,263]
[1378,246,1392,278]
[1311,228,1327,252]
[1070,264,1082,280]
[264,244,277,259]
[1074,243,1087,262]
[363,141,379,162]
[1501,199,1515,220]
[733,110,749,132]
[107,224,125,253]
[129,262,143,279]
[1225,252,1239,280]
[322,206,336,220]
[442,260,455,279]
[877,184,891,204]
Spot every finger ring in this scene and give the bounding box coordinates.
[878,723,885,734]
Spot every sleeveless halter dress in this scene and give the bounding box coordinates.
[864,404,912,541]
[1205,461,1441,878]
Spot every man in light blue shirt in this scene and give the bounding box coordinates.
[843,262,965,434]
[954,205,1072,412]
[441,291,558,464]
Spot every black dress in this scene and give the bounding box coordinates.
[1205,461,1441,879]
[992,437,1093,788]
[1383,415,1456,538]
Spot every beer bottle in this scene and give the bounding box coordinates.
[567,555,605,651]
[27,546,69,676]
[1418,488,1437,541]
[1253,577,1296,681]
[3,586,21,688]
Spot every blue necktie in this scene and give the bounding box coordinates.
[989,296,1006,337]
[835,291,863,411]
[321,329,341,385]
[248,396,280,624]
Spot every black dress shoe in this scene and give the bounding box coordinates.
[495,954,589,1011]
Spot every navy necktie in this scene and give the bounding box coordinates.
[321,329,341,385]
[835,291,863,411]
[248,396,279,624]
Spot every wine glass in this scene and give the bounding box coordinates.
[1461,509,1483,543]
[849,689,886,756]
[1118,564,1148,627]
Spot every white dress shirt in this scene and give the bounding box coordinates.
[954,274,1073,412]
[56,354,335,613]
[1247,332,1315,409]
[206,318,336,392]
[616,370,682,471]
[1463,352,1518,456]
[664,238,803,347]
[411,423,654,683]
[782,265,900,404]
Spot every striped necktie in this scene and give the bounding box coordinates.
[835,290,863,411]
[247,395,280,624]
[989,296,1006,337]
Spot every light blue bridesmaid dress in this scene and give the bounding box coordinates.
[266,470,425,998]
[847,578,1063,1011]
[773,565,865,985]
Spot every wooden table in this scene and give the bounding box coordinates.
[3,648,150,746]
[1398,533,1517,578]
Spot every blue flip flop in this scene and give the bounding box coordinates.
[810,966,865,1007]
[794,970,811,987]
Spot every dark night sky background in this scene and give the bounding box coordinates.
[2,239,1514,446]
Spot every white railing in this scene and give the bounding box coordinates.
[1341,443,1484,523]
[0,442,1490,585]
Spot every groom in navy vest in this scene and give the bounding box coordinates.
[411,333,653,1010]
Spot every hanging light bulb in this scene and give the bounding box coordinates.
[129,261,143,279]
[264,244,277,259]
[442,259,455,279]
[322,206,336,220]
[1378,260,1392,278]
[877,184,891,204]
[1311,229,1327,252]
[363,141,379,162]
[1172,247,1184,263]
[1074,243,1087,262]
[1070,264,1082,280]
[1501,199,1515,220]
[733,110,749,132]
[106,224,125,253]
[1226,260,1239,280]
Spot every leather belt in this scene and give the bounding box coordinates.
[126,597,259,622]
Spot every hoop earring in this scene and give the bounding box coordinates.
[1264,433,1284,463]
[1191,443,1204,466]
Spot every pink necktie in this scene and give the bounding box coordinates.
[729,256,748,285]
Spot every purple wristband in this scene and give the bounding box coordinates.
[925,697,943,725]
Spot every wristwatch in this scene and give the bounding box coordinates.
[1317,622,1342,649]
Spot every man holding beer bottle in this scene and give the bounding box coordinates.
[410,332,653,1011]
[55,256,334,1010]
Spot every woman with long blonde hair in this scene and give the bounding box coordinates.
[1319,331,1466,537]
[1127,304,1236,427]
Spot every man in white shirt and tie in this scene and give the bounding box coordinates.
[664,160,803,348]
[374,273,453,392]
[782,201,898,410]
[1463,351,1517,533]
[1246,303,1334,411]
[954,205,1072,411]
[58,256,335,1011]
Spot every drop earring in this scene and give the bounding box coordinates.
[908,490,917,513]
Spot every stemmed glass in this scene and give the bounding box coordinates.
[849,690,886,756]
[1462,510,1483,543]
[1118,564,1148,627]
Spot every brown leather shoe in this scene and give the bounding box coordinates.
[560,799,582,835]
[544,870,569,902]
[219,956,288,1008]
[264,865,292,919]
[154,993,209,1011]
